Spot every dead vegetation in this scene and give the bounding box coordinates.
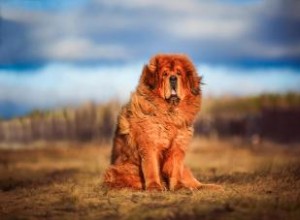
[0,138,300,220]
[1,93,300,143]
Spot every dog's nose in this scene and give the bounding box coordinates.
[170,75,177,89]
[170,75,177,83]
[170,76,177,87]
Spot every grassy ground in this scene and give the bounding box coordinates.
[0,138,299,220]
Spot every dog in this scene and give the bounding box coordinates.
[103,54,222,191]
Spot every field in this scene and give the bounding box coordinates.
[0,138,300,220]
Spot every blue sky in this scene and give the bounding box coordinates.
[1,0,300,66]
[0,0,300,118]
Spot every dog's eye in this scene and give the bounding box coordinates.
[177,70,181,76]
[163,71,168,77]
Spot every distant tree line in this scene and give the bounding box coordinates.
[196,93,300,143]
[0,102,119,143]
[0,93,300,144]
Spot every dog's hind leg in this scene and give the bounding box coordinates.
[103,163,143,190]
[180,166,223,191]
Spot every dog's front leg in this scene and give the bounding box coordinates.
[140,148,163,191]
[162,147,185,190]
[162,128,192,190]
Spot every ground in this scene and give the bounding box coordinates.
[0,138,299,220]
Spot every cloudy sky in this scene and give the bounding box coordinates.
[0,0,300,118]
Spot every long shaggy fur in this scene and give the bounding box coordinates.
[103,54,222,191]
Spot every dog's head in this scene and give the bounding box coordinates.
[140,54,201,104]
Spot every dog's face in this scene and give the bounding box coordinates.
[141,54,201,104]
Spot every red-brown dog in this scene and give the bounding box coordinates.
[103,54,221,191]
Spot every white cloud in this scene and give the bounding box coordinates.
[1,7,48,23]
[166,18,248,40]
[95,0,199,12]
[42,38,130,61]
[0,63,299,111]
[1,0,300,64]
[199,64,300,96]
[0,63,143,108]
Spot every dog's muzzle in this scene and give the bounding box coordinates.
[170,75,177,92]
[167,75,180,104]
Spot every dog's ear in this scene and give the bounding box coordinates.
[183,58,201,96]
[141,56,158,90]
[188,74,201,96]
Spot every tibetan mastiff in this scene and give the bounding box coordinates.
[103,54,221,191]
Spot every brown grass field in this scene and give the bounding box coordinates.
[0,138,300,220]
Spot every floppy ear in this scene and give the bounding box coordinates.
[187,73,201,96]
[183,58,201,96]
[140,56,158,90]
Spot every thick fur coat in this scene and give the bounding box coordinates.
[103,54,221,191]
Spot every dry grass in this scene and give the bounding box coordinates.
[0,138,300,220]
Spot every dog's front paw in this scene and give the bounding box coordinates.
[146,182,164,191]
[169,178,184,191]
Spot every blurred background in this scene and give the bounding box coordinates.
[0,0,300,145]
[2,2,300,219]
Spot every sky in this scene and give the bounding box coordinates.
[0,0,300,118]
